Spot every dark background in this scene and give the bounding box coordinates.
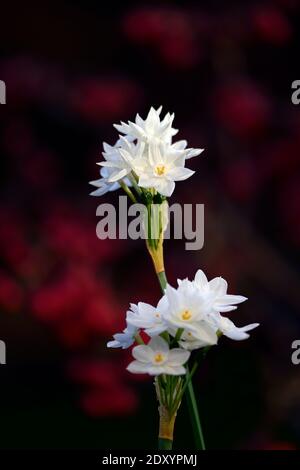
[0,0,299,450]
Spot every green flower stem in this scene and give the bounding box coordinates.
[120,181,137,203]
[129,174,143,197]
[157,270,167,291]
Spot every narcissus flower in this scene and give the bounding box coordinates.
[179,330,217,351]
[126,299,167,337]
[163,281,218,344]
[99,137,142,184]
[90,106,203,197]
[113,268,258,362]
[90,137,134,196]
[114,106,178,145]
[107,323,138,349]
[130,142,195,197]
[191,269,248,313]
[89,166,120,196]
[127,336,190,376]
[217,316,259,341]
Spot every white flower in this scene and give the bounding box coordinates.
[126,298,168,337]
[179,329,218,351]
[99,137,143,183]
[217,316,259,341]
[163,281,218,345]
[191,269,248,313]
[127,142,195,197]
[114,106,203,160]
[91,106,204,198]
[161,270,258,347]
[89,166,121,196]
[170,139,204,160]
[107,323,138,349]
[89,137,135,194]
[114,106,178,145]
[127,336,190,376]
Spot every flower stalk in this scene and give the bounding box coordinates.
[146,203,206,450]
[92,106,259,451]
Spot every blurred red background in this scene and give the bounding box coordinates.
[0,0,299,449]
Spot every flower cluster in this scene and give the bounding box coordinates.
[90,106,203,197]
[108,269,259,376]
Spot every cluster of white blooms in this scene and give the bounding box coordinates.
[90,107,203,197]
[108,269,259,376]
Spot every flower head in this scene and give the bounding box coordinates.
[90,137,135,196]
[191,269,248,313]
[89,166,121,196]
[114,106,178,145]
[127,336,190,376]
[131,142,195,197]
[90,106,204,197]
[110,268,258,361]
[126,298,167,337]
[163,280,219,345]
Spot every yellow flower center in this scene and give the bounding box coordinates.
[155,164,166,176]
[154,353,164,363]
[181,310,192,321]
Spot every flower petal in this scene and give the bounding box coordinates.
[132,345,152,363]
[148,336,169,353]
[194,269,208,288]
[168,348,190,366]
[127,361,149,374]
[167,167,195,181]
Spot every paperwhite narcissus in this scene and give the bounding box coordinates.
[114,106,178,145]
[89,166,120,196]
[217,316,259,340]
[127,336,190,376]
[191,269,248,313]
[179,329,218,351]
[162,282,219,343]
[129,142,195,197]
[92,107,258,447]
[126,298,168,337]
[89,137,134,196]
[90,106,203,198]
[111,269,259,368]
[100,137,144,184]
[107,323,138,349]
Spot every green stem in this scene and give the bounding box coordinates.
[172,328,184,346]
[129,173,142,196]
[185,366,206,450]
[119,181,137,203]
[157,270,167,291]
